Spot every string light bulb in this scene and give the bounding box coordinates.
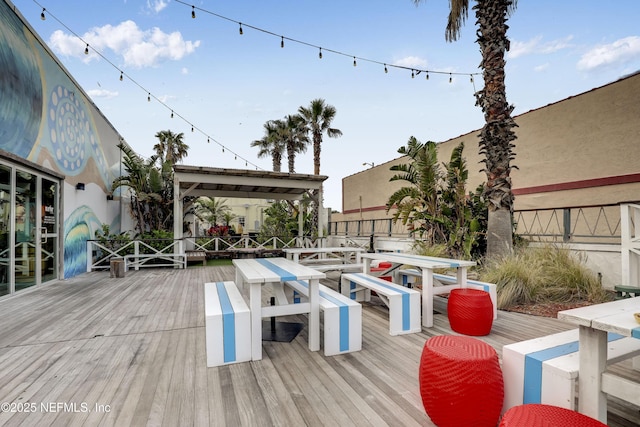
[384,64,388,73]
[147,93,151,102]
[426,72,429,80]
[449,73,453,83]
[191,6,195,18]
[207,137,210,143]
[411,70,415,79]
[222,147,225,153]
[280,36,284,48]
[191,125,194,132]
[239,23,243,35]
[40,8,46,20]
[84,44,89,55]
[470,74,474,83]
[171,111,174,118]
[119,71,123,81]
[318,48,322,59]
[353,57,357,67]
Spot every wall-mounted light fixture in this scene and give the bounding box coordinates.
[106,194,114,201]
[362,162,375,168]
[76,183,85,190]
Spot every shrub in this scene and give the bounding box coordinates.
[479,244,609,309]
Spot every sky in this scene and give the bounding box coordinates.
[9,0,640,211]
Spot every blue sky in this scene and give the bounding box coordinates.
[10,0,640,210]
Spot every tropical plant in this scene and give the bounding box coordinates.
[386,137,487,259]
[413,0,518,258]
[192,197,231,227]
[275,115,308,173]
[153,130,189,165]
[251,121,285,172]
[112,143,174,234]
[298,98,343,176]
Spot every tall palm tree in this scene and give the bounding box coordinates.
[274,115,308,173]
[298,98,342,176]
[413,0,518,258]
[251,121,285,172]
[153,130,189,166]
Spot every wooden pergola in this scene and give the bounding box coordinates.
[172,165,328,247]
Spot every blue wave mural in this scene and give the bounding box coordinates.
[63,205,103,279]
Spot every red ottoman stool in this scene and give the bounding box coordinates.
[419,335,504,427]
[447,288,493,336]
[499,404,607,427]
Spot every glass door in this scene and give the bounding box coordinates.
[0,165,10,296]
[15,170,37,290]
[40,177,58,283]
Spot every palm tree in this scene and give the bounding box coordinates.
[413,0,518,258]
[275,115,308,173]
[112,143,174,234]
[193,197,231,227]
[251,121,285,172]
[153,130,189,165]
[298,98,342,176]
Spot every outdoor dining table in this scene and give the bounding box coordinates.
[558,298,640,424]
[359,252,476,327]
[283,246,365,264]
[232,257,326,361]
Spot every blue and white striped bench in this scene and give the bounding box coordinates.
[285,280,362,356]
[502,328,640,411]
[340,273,421,336]
[395,269,498,320]
[204,281,251,367]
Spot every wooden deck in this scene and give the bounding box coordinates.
[0,266,638,426]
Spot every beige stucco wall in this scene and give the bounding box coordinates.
[337,72,640,221]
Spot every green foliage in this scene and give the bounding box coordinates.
[94,224,133,255]
[386,137,487,259]
[480,244,610,309]
[259,201,295,242]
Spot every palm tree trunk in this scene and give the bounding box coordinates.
[475,0,517,258]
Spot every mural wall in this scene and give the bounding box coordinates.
[1,1,124,278]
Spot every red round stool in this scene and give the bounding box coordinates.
[499,404,607,427]
[419,335,504,427]
[447,288,493,336]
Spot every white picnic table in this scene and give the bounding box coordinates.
[283,247,365,273]
[558,297,640,423]
[359,252,476,327]
[232,257,326,361]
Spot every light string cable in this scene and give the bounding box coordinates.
[177,0,482,81]
[34,0,260,170]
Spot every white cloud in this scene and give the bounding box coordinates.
[48,20,200,68]
[181,67,189,75]
[508,35,573,59]
[147,0,169,13]
[87,88,118,99]
[534,63,549,72]
[393,56,428,69]
[577,36,640,71]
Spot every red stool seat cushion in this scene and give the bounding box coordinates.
[419,335,504,427]
[499,404,607,427]
[447,288,493,336]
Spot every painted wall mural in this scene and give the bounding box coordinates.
[1,2,124,279]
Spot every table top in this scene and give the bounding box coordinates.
[359,252,476,269]
[558,297,640,338]
[283,247,365,254]
[233,257,326,284]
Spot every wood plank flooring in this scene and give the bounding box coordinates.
[0,266,638,426]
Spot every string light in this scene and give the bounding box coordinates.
[353,57,357,67]
[119,71,123,81]
[239,23,243,35]
[384,64,388,73]
[411,70,415,79]
[470,74,474,83]
[318,48,322,59]
[426,72,429,80]
[84,44,89,55]
[147,93,151,102]
[280,36,284,48]
[449,73,453,83]
[191,5,195,19]
[171,110,174,118]
[191,125,194,132]
[40,8,46,20]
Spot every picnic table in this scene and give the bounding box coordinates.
[283,247,365,273]
[232,257,326,360]
[359,252,476,327]
[558,298,640,423]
